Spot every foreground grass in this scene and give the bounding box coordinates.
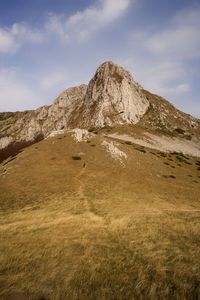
[0,204,200,300]
[0,132,200,299]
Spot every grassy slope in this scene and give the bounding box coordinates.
[0,129,200,300]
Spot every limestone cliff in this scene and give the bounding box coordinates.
[0,61,200,161]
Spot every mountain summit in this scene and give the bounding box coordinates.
[0,61,200,161]
[75,61,149,127]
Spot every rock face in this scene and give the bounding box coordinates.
[0,84,87,148]
[76,61,149,127]
[0,61,200,161]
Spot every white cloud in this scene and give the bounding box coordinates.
[0,68,40,111]
[46,0,131,42]
[157,83,190,95]
[137,62,191,96]
[41,73,66,89]
[68,0,130,26]
[0,23,44,54]
[45,14,69,41]
[11,23,44,44]
[0,28,19,53]
[0,0,131,53]
[147,5,200,60]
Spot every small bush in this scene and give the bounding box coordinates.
[169,175,176,179]
[184,161,192,165]
[72,156,82,160]
[91,144,96,147]
[135,148,146,153]
[185,135,192,140]
[176,155,184,162]
[125,141,132,145]
[150,152,156,156]
[88,127,96,132]
[163,175,176,179]
[167,158,174,162]
[175,128,185,134]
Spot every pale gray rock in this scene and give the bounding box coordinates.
[76,61,149,127]
[0,61,199,156]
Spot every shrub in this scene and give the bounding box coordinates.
[175,128,185,134]
[163,175,176,179]
[159,152,166,157]
[135,148,146,153]
[125,141,132,145]
[185,135,192,140]
[72,156,82,160]
[169,175,176,179]
[150,152,156,156]
[88,127,96,132]
[167,158,174,162]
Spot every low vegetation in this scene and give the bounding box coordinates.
[72,156,82,160]
[0,134,200,300]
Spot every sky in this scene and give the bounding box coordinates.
[0,0,200,118]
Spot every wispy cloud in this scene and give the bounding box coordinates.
[68,0,130,26]
[46,0,131,41]
[45,14,69,42]
[147,5,200,60]
[0,68,40,111]
[41,73,66,90]
[0,1,199,117]
[136,61,191,95]
[0,23,44,54]
[0,0,131,53]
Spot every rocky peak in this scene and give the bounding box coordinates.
[0,61,200,163]
[76,61,149,127]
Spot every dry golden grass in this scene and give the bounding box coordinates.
[0,129,200,299]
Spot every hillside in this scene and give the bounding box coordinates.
[0,62,200,163]
[0,62,200,300]
[1,126,200,299]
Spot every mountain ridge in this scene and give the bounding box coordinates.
[0,61,200,162]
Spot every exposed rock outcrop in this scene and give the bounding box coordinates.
[75,61,149,127]
[0,61,200,162]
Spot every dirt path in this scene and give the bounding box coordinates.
[75,165,91,213]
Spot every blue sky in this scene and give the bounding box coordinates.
[0,0,200,118]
